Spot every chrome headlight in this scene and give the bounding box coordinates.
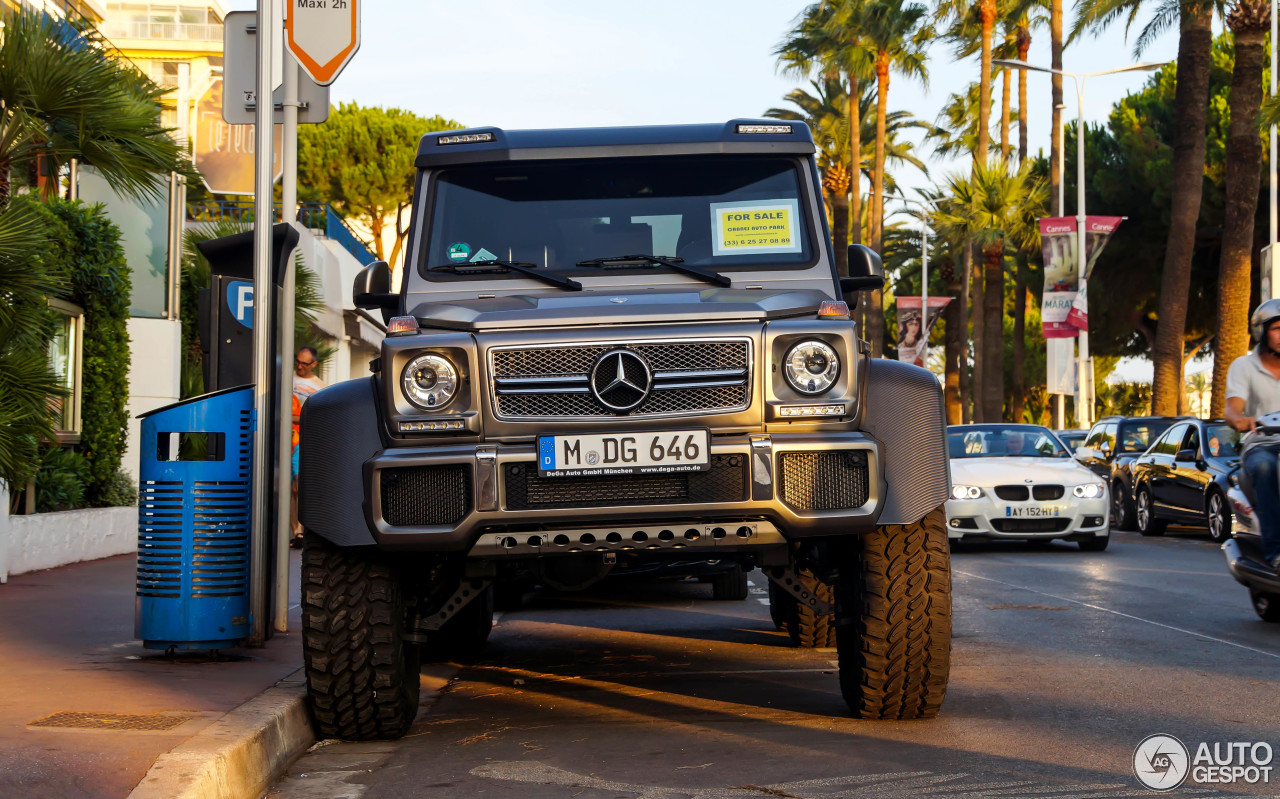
[783,340,840,395]
[1073,483,1105,499]
[401,353,459,410]
[951,485,983,500]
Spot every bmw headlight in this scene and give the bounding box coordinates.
[951,485,983,500]
[401,353,459,410]
[783,340,840,395]
[1073,483,1105,499]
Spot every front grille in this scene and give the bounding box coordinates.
[381,464,472,526]
[1032,484,1064,500]
[990,518,1071,533]
[778,451,869,511]
[995,485,1030,501]
[504,455,747,510]
[491,339,751,419]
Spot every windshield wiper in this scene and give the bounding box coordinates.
[575,254,731,288]
[429,259,581,291]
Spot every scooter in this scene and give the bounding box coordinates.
[1222,411,1280,622]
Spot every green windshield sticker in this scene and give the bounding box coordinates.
[447,242,471,262]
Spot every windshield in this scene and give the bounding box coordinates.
[1117,420,1173,453]
[1204,423,1240,458]
[1057,431,1086,452]
[420,155,815,281]
[947,425,1067,459]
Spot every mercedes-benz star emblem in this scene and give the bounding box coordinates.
[589,349,652,412]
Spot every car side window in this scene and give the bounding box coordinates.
[1083,424,1105,449]
[1183,426,1200,455]
[1103,423,1118,451]
[1153,424,1186,456]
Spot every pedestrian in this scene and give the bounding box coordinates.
[291,346,326,546]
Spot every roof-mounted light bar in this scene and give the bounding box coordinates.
[437,132,496,145]
[736,123,793,135]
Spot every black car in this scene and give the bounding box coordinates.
[1075,415,1181,530]
[1129,419,1242,542]
[1055,429,1088,454]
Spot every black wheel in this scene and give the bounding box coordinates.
[836,505,951,719]
[423,583,494,662]
[786,568,837,648]
[1250,590,1280,623]
[1206,491,1232,544]
[302,534,420,741]
[1112,481,1135,530]
[711,563,749,601]
[1136,487,1167,536]
[1078,533,1110,552]
[768,581,789,630]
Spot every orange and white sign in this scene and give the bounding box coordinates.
[285,0,359,86]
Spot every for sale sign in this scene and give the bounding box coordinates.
[285,0,359,86]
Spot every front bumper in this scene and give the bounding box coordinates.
[944,493,1110,541]
[366,432,884,551]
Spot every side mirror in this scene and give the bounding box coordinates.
[353,260,397,319]
[841,244,886,293]
[1074,446,1095,460]
[1175,449,1198,463]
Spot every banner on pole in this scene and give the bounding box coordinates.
[1046,337,1076,396]
[895,296,952,367]
[1039,216,1123,338]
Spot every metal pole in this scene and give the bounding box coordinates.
[1056,104,1067,216]
[1075,77,1092,430]
[921,214,929,369]
[1271,0,1278,297]
[248,0,278,647]
[272,48,300,635]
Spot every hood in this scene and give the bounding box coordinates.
[406,288,831,331]
[950,456,1098,487]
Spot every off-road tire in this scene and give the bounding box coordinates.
[1112,480,1135,530]
[711,564,749,601]
[836,505,951,720]
[1251,589,1280,623]
[302,534,420,741]
[1136,487,1167,536]
[787,569,837,648]
[768,581,789,630]
[423,584,494,662]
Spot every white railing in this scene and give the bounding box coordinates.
[102,21,221,42]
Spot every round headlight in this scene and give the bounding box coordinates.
[783,340,840,395]
[401,354,459,410]
[1073,483,1104,499]
[951,485,983,500]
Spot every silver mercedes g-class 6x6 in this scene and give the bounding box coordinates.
[298,120,952,740]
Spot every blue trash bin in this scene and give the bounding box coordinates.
[135,386,254,650]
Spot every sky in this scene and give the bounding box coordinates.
[234,0,1208,379]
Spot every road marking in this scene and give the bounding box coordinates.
[955,569,1280,661]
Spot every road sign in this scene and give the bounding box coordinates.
[195,77,283,195]
[285,0,360,86]
[223,10,329,125]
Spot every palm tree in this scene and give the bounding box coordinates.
[0,9,186,209]
[928,83,994,160]
[1050,0,1064,216]
[936,159,1047,421]
[1073,0,1221,415]
[937,0,1001,166]
[1210,0,1268,417]
[776,1,872,279]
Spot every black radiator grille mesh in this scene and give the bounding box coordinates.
[381,464,472,527]
[778,451,869,511]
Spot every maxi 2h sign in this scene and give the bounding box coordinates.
[286,0,360,86]
[227,280,254,328]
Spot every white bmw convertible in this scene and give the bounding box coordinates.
[946,424,1111,550]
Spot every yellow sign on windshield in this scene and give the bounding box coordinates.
[710,200,802,256]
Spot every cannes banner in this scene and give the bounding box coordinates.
[895,296,952,367]
[1039,216,1123,338]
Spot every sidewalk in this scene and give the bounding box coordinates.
[0,552,302,799]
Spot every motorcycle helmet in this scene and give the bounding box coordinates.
[1251,298,1280,343]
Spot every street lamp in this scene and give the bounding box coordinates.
[993,59,1164,429]
[883,193,933,369]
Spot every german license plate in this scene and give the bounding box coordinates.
[537,430,710,477]
[1005,505,1065,518]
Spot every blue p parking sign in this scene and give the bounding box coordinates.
[227,280,254,328]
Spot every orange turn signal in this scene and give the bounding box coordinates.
[817,300,851,319]
[386,316,419,336]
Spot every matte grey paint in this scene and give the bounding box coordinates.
[298,377,382,547]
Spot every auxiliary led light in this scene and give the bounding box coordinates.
[437,132,496,145]
[736,123,793,134]
[398,420,465,433]
[779,404,844,417]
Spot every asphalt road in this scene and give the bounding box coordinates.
[269,528,1280,799]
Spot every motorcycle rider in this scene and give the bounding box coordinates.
[1226,299,1280,571]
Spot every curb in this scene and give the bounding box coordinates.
[127,668,315,799]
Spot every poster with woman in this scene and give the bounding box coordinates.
[895,296,952,368]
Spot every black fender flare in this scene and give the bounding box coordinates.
[298,377,384,547]
[858,358,950,527]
